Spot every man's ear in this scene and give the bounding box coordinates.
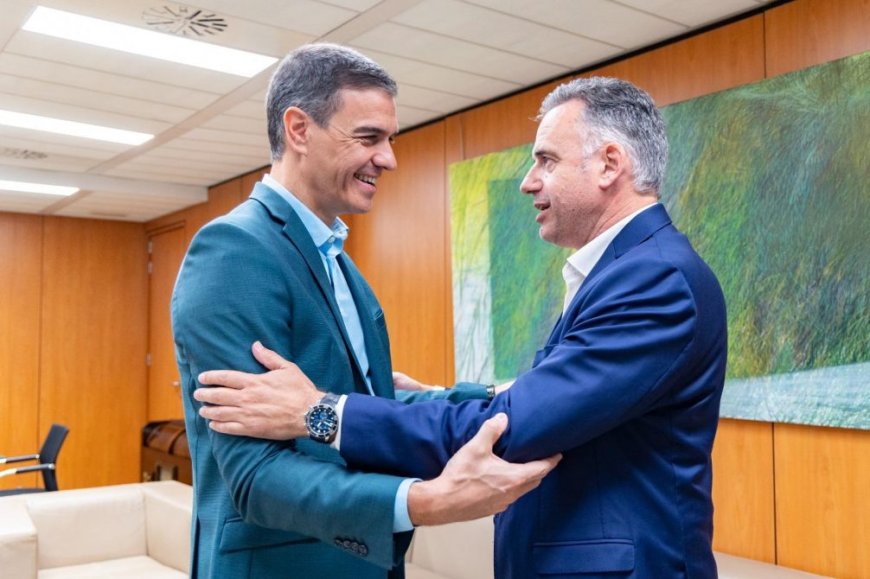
[599,142,627,189]
[283,107,310,154]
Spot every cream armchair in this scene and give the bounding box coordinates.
[0,481,191,578]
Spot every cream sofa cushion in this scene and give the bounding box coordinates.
[143,481,193,573]
[26,484,147,570]
[38,555,184,578]
[407,517,494,579]
[716,552,832,578]
[0,496,37,578]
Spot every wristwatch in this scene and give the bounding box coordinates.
[304,392,341,443]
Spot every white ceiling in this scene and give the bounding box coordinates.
[0,0,772,222]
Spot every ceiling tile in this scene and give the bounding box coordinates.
[0,130,128,157]
[104,166,214,186]
[224,99,267,120]
[318,0,381,10]
[154,137,268,160]
[145,144,269,169]
[617,0,761,27]
[200,114,264,134]
[7,33,249,94]
[124,151,255,175]
[0,190,63,214]
[0,151,97,172]
[465,0,688,49]
[55,190,203,222]
[0,92,171,135]
[357,48,523,100]
[0,53,221,110]
[351,22,568,85]
[184,0,358,36]
[397,105,440,128]
[397,85,478,114]
[37,0,309,57]
[0,75,197,123]
[392,0,620,67]
[181,127,269,149]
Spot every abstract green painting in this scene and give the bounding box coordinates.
[449,51,869,429]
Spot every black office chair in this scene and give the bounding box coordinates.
[0,424,69,496]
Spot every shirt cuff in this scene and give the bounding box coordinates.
[329,394,348,451]
[329,394,417,532]
[393,478,419,532]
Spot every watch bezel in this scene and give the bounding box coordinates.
[304,393,339,443]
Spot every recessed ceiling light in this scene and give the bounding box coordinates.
[0,109,153,145]
[22,6,277,77]
[0,179,79,196]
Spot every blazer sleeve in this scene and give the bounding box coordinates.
[394,382,489,405]
[339,255,700,479]
[172,220,407,570]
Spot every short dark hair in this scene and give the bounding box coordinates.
[540,77,668,194]
[266,43,398,160]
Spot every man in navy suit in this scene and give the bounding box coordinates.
[173,43,558,579]
[197,76,728,578]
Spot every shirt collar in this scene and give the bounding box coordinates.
[565,203,658,279]
[262,174,348,256]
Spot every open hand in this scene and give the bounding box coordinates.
[194,342,321,440]
[408,413,561,525]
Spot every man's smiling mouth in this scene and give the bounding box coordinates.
[355,173,376,186]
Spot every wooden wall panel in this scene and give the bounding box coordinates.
[458,82,560,160]
[0,213,42,489]
[711,419,776,562]
[147,226,187,421]
[589,16,765,106]
[347,122,451,385]
[240,167,268,198]
[40,217,147,489]
[765,0,870,78]
[774,424,870,578]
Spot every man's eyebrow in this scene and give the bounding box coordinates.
[352,125,396,137]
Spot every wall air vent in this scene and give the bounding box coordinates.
[1,147,48,160]
[143,5,227,37]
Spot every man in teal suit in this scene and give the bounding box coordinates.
[171,44,558,578]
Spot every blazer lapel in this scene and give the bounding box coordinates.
[338,254,394,399]
[250,184,369,391]
[584,203,673,288]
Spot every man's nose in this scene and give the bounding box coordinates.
[520,167,539,193]
[374,142,397,171]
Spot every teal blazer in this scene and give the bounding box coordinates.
[172,183,415,578]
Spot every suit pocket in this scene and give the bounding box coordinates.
[533,539,635,575]
[218,518,316,553]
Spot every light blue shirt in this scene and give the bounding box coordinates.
[261,176,415,532]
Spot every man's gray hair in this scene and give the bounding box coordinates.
[266,43,397,160]
[540,77,668,194]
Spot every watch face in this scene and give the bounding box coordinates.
[307,405,337,439]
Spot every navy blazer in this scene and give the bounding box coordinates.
[340,204,728,578]
[173,183,412,578]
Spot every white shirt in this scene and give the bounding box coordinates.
[562,204,658,312]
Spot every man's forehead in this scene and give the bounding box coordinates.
[333,87,398,130]
[534,101,583,141]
